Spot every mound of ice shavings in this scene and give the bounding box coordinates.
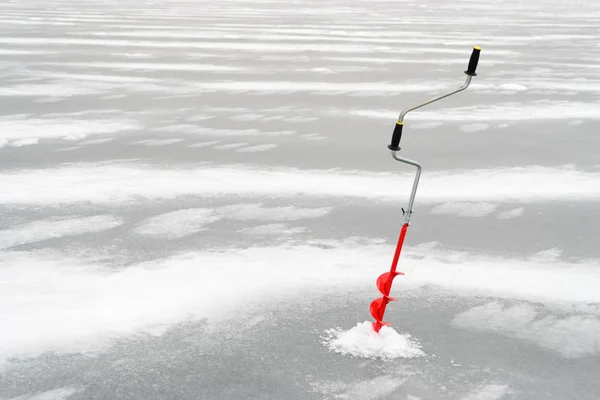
[323,322,425,360]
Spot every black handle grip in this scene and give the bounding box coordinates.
[388,122,403,151]
[465,46,481,76]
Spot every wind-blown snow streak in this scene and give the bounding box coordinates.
[349,101,600,122]
[0,37,518,55]
[129,138,184,146]
[188,81,446,93]
[0,241,598,363]
[453,302,600,359]
[0,215,123,249]
[238,223,306,236]
[0,118,141,143]
[460,384,509,400]
[132,205,330,238]
[236,144,277,152]
[311,375,409,400]
[497,207,525,220]
[1,163,598,205]
[7,387,81,400]
[430,202,498,217]
[39,61,245,72]
[216,204,332,221]
[133,208,220,238]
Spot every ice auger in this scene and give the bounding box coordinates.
[370,46,482,333]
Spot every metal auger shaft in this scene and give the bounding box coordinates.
[370,46,481,333]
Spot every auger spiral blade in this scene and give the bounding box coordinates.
[369,298,392,333]
[376,271,404,296]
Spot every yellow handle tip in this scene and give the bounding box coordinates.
[474,46,481,51]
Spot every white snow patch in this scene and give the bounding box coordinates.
[412,122,443,130]
[460,123,490,133]
[2,163,600,206]
[499,84,528,92]
[101,94,127,100]
[312,375,406,400]
[187,140,221,148]
[111,52,154,58]
[190,81,445,93]
[286,116,319,123]
[238,223,306,236]
[213,142,249,150]
[262,116,284,122]
[0,215,123,249]
[310,67,336,74]
[0,82,105,98]
[154,125,294,137]
[193,127,294,137]
[185,114,214,122]
[323,321,425,360]
[496,207,525,220]
[300,133,326,140]
[529,248,563,262]
[133,208,220,239]
[80,138,115,145]
[41,72,158,84]
[461,384,509,400]
[9,138,40,147]
[0,49,55,55]
[41,61,244,72]
[229,113,265,122]
[217,204,331,221]
[453,302,600,358]
[8,387,81,400]
[473,83,528,92]
[62,134,87,141]
[568,120,584,126]
[236,144,277,153]
[54,146,82,152]
[431,202,498,217]
[0,118,141,143]
[129,138,184,146]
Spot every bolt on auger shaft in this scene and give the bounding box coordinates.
[370,46,481,333]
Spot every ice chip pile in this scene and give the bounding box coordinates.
[322,321,425,360]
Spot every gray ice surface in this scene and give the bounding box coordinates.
[1,0,599,399]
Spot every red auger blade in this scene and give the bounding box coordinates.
[370,298,392,333]
[369,298,385,322]
[372,320,391,333]
[369,223,410,333]
[369,295,399,333]
[376,271,405,296]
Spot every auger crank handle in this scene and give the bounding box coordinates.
[388,46,481,151]
[465,46,481,77]
[388,122,403,151]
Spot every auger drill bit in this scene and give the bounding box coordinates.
[370,46,482,333]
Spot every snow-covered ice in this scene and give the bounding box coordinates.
[132,208,219,238]
[0,0,599,398]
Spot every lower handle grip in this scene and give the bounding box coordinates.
[388,122,404,151]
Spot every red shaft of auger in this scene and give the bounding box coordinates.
[390,223,409,276]
[372,222,409,333]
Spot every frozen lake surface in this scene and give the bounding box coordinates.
[1,0,599,398]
